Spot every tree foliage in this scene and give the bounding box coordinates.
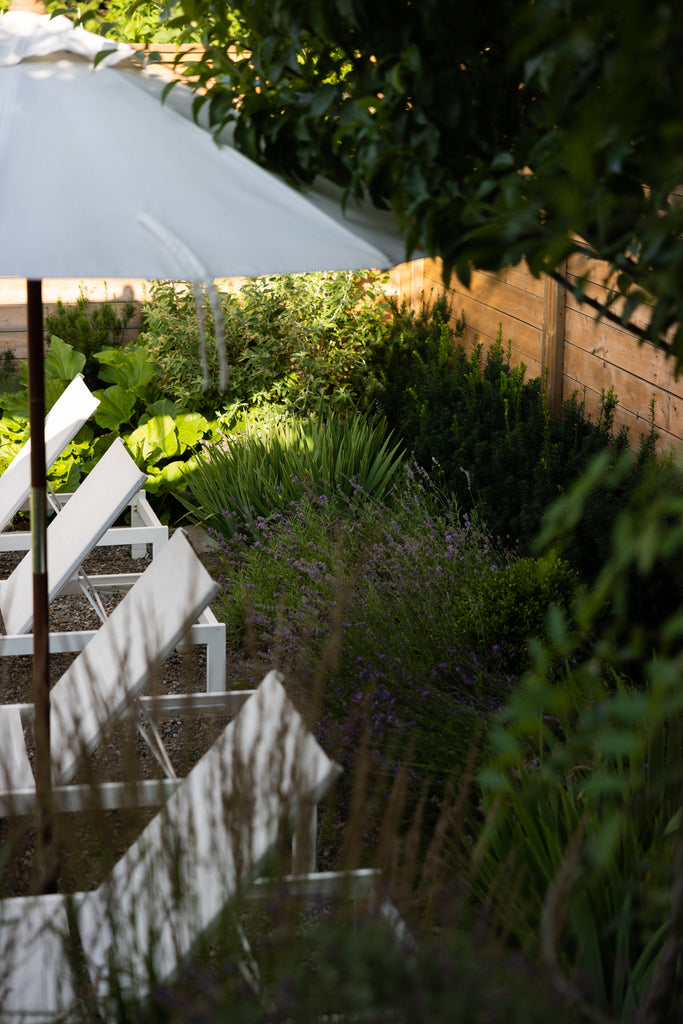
[63,0,683,365]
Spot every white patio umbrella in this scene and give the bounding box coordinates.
[0,9,412,881]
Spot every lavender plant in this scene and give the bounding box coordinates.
[210,463,530,800]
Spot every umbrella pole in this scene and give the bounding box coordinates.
[27,278,54,892]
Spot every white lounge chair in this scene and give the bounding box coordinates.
[0,672,342,1021]
[0,528,231,815]
[0,438,224,691]
[0,373,99,535]
[0,373,166,559]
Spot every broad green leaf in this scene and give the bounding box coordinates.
[95,345,156,394]
[175,411,210,449]
[94,385,137,431]
[0,415,28,439]
[0,391,29,418]
[44,336,86,381]
[127,414,179,462]
[144,458,192,493]
[146,399,179,419]
[48,457,83,493]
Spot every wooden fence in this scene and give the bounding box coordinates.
[0,279,146,359]
[389,256,683,451]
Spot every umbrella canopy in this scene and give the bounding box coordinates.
[0,8,413,888]
[0,11,409,280]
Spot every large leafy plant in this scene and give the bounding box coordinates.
[0,337,217,518]
[91,343,217,510]
[0,337,96,493]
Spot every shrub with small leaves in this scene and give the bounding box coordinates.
[44,290,136,391]
[136,272,388,416]
[456,551,579,674]
[351,294,667,600]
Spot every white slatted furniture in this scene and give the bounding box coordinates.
[0,373,99,536]
[0,528,228,815]
[0,440,224,691]
[0,673,342,1021]
[0,373,167,559]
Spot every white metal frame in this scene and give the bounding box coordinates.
[2,486,168,560]
[0,371,168,560]
[0,530,226,803]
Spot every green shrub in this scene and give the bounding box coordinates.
[207,464,519,826]
[457,551,579,674]
[136,272,388,417]
[182,409,405,539]
[351,294,669,592]
[0,349,20,394]
[44,290,136,391]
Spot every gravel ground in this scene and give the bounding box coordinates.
[0,533,235,895]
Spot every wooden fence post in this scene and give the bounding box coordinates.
[541,263,567,418]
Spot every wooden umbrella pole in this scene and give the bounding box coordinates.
[27,278,54,892]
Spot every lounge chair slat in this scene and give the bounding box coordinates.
[80,671,341,992]
[0,437,146,636]
[0,673,341,1020]
[49,528,220,785]
[0,374,99,533]
[0,706,33,789]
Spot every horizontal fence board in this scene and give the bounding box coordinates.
[565,269,653,333]
[0,278,150,304]
[562,334,683,440]
[566,249,677,348]
[567,250,618,288]
[423,258,545,301]
[564,304,682,401]
[387,261,425,306]
[457,270,544,329]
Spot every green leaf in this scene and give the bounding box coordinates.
[95,346,156,394]
[146,399,180,419]
[175,411,210,448]
[94,385,137,431]
[126,414,179,463]
[44,336,86,381]
[48,456,83,494]
[491,152,515,171]
[144,458,193,493]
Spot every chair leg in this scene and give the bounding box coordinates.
[291,803,317,875]
[130,498,147,559]
[136,704,177,780]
